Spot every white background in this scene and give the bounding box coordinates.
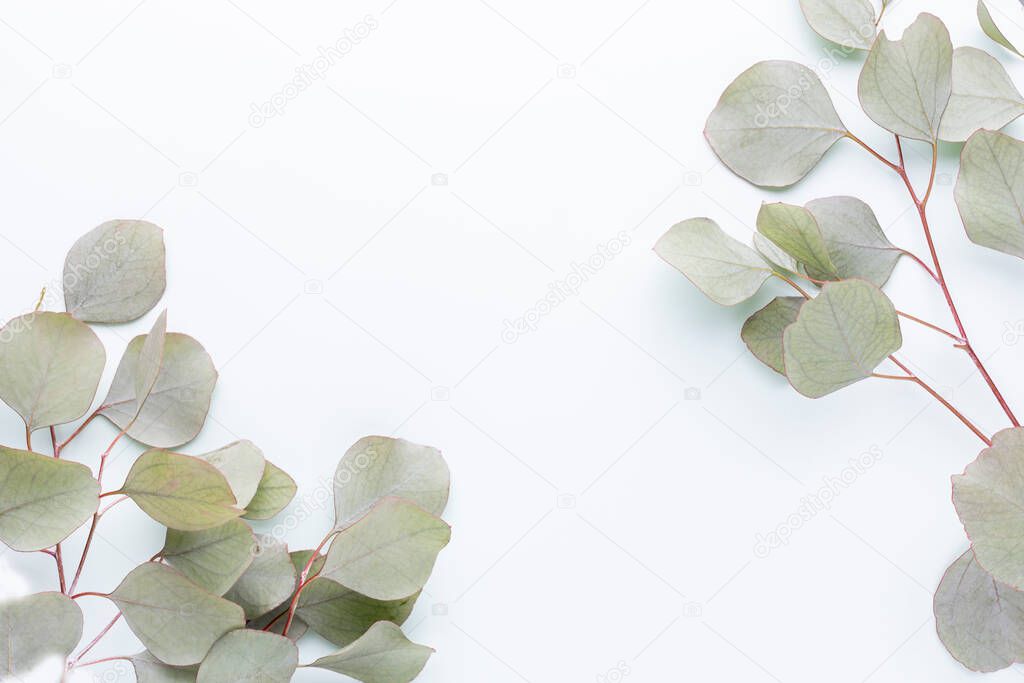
[1,0,1023,681]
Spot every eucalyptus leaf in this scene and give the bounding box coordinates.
[804,196,900,286]
[955,129,1024,259]
[224,536,296,619]
[242,460,297,520]
[101,332,217,448]
[322,497,451,601]
[196,630,297,683]
[117,449,243,531]
[131,651,198,683]
[197,441,266,511]
[953,428,1024,588]
[0,592,82,676]
[752,233,799,273]
[0,446,99,551]
[335,436,451,530]
[306,621,433,683]
[978,0,1024,58]
[782,279,902,397]
[798,0,877,50]
[756,202,837,280]
[934,548,1024,673]
[135,310,168,418]
[297,577,419,647]
[858,13,952,141]
[162,519,256,595]
[654,218,771,306]
[0,311,104,432]
[63,219,166,323]
[110,562,245,666]
[705,60,847,187]
[939,46,1024,142]
[741,297,805,374]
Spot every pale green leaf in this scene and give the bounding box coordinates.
[117,449,242,531]
[197,441,266,511]
[242,460,296,521]
[224,536,296,619]
[305,621,433,683]
[196,630,297,683]
[111,562,244,666]
[978,0,1024,58]
[135,310,167,417]
[955,129,1024,259]
[131,651,198,683]
[0,311,104,431]
[741,297,805,374]
[782,279,902,397]
[162,519,256,595]
[752,233,799,273]
[858,13,952,141]
[756,202,837,280]
[0,446,98,551]
[705,60,847,187]
[939,47,1024,142]
[935,548,1024,673]
[655,218,771,306]
[0,592,82,676]
[63,219,166,323]
[297,577,418,647]
[805,196,900,286]
[799,0,877,50]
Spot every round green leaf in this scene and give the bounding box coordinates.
[242,460,296,520]
[782,279,902,398]
[798,0,877,50]
[858,13,952,141]
[655,218,771,306]
[305,621,433,683]
[0,446,99,551]
[978,0,1024,58]
[63,219,166,323]
[705,60,847,187]
[131,651,198,682]
[756,202,837,280]
[955,129,1024,259]
[110,562,245,666]
[224,536,296,619]
[0,592,82,676]
[322,497,451,601]
[162,519,257,595]
[0,311,104,432]
[297,577,419,647]
[935,548,1024,673]
[741,297,805,375]
[196,630,297,683]
[117,449,243,531]
[197,441,266,511]
[804,196,900,286]
[939,46,1024,143]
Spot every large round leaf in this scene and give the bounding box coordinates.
[939,46,1024,143]
[297,577,418,647]
[196,630,297,683]
[305,621,433,683]
[63,219,166,323]
[162,519,257,595]
[224,536,296,619]
[0,592,82,676]
[705,60,847,187]
[955,129,1024,259]
[804,196,900,286]
[0,446,99,551]
[798,0,877,50]
[0,311,104,432]
[242,460,296,520]
[197,441,266,511]
[741,297,805,375]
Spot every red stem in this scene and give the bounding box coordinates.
[278,530,337,637]
[70,612,122,665]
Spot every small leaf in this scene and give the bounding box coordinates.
[655,218,771,306]
[0,446,99,551]
[297,577,418,647]
[196,630,297,683]
[782,279,902,397]
[0,592,82,676]
[804,196,900,286]
[934,548,1024,673]
[131,651,198,683]
[305,621,433,683]
[858,13,952,141]
[117,449,242,531]
[752,233,799,273]
[741,297,805,374]
[798,0,877,50]
[135,310,168,417]
[756,202,837,280]
[705,60,847,187]
[939,46,1024,142]
[978,0,1024,58]
[953,428,1024,588]
[0,311,105,432]
[111,562,244,666]
[101,333,218,448]
[162,519,257,595]
[224,536,296,620]
[321,497,451,601]
[197,441,266,511]
[335,436,450,530]
[63,219,166,323]
[955,129,1024,259]
[242,460,296,520]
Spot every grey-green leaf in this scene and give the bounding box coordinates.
[741,297,805,374]
[782,279,902,397]
[117,449,242,531]
[799,0,877,50]
[131,651,198,683]
[757,202,837,280]
[955,129,1024,259]
[242,460,296,521]
[305,621,433,683]
[978,0,1024,58]
[297,577,418,647]
[705,60,847,187]
[135,310,168,417]
[196,630,297,683]
[197,441,266,511]
[110,562,244,666]
[322,497,451,601]
[934,548,1024,673]
[805,196,900,286]
[63,219,166,323]
[0,592,82,676]
[101,333,218,448]
[752,233,799,273]
[335,436,451,530]
[953,428,1024,588]
[0,311,104,432]
[162,519,256,595]
[0,446,99,551]
[939,47,1024,142]
[858,13,952,141]
[224,536,296,619]
[655,218,771,306]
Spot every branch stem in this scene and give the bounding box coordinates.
[278,529,338,637]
